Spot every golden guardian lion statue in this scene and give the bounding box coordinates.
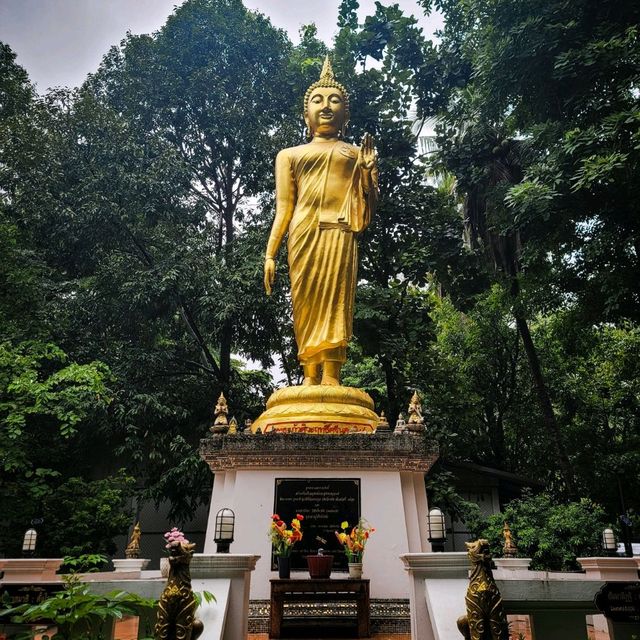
[155,532,203,640]
[457,539,509,640]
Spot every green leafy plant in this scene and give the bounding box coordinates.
[0,565,156,639]
[473,491,608,571]
[58,553,108,575]
[194,591,216,606]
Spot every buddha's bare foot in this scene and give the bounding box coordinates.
[302,364,320,386]
[321,361,341,386]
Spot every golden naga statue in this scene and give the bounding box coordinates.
[264,56,378,387]
[254,57,379,434]
[457,539,509,640]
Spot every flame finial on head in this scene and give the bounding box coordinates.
[319,55,334,82]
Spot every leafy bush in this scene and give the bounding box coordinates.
[0,573,156,640]
[39,473,135,557]
[58,553,108,575]
[474,491,608,571]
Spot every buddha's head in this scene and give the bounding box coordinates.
[304,56,350,139]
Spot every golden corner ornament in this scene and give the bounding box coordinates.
[253,57,379,435]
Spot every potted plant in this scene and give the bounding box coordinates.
[269,513,304,578]
[335,519,375,578]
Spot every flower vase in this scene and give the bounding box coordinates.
[348,562,363,579]
[277,555,291,579]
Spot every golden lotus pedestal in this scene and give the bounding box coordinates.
[250,385,378,434]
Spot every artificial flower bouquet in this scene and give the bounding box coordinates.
[269,513,304,557]
[164,527,189,551]
[335,519,375,563]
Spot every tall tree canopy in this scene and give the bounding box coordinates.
[412,0,640,503]
[1,0,639,552]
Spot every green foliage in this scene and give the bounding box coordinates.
[59,554,109,574]
[420,0,640,322]
[426,288,525,465]
[425,466,481,524]
[39,474,135,557]
[474,491,608,571]
[0,43,33,119]
[194,590,217,606]
[0,339,127,557]
[0,341,110,443]
[0,573,156,640]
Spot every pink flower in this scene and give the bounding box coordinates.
[163,527,189,548]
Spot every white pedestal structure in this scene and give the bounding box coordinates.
[401,553,640,640]
[200,432,438,600]
[112,558,150,574]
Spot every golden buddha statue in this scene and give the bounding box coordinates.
[125,521,142,559]
[264,56,378,386]
[210,392,229,434]
[253,57,379,434]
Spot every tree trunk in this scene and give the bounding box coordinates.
[484,404,506,467]
[219,317,233,385]
[381,358,399,425]
[218,198,236,385]
[514,312,576,495]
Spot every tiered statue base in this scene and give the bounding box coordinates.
[200,432,439,602]
[250,385,378,434]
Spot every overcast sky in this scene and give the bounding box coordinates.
[0,0,441,93]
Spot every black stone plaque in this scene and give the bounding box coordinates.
[0,584,63,619]
[595,582,640,623]
[273,478,361,571]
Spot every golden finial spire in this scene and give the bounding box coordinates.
[319,55,334,82]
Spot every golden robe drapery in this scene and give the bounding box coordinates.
[273,140,376,364]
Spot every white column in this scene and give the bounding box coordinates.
[400,552,469,640]
[191,554,260,640]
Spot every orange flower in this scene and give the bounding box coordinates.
[335,518,375,562]
[269,512,304,556]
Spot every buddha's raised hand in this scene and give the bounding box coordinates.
[358,132,376,171]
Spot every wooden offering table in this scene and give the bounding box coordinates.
[269,578,371,638]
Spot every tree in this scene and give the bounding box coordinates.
[87,0,301,386]
[326,0,469,420]
[418,0,640,322]
[0,46,134,557]
[0,0,306,518]
[412,0,640,493]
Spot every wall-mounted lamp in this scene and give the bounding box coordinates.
[602,527,617,557]
[428,508,446,552]
[214,508,235,553]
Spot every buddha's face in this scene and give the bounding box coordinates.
[306,86,347,138]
